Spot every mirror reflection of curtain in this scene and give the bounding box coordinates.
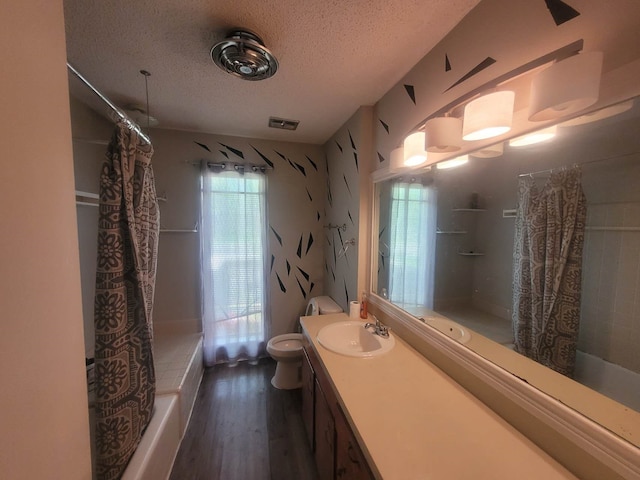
[94,122,159,480]
[512,167,586,377]
[388,181,437,310]
[200,163,268,366]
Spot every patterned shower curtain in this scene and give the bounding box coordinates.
[94,122,159,479]
[512,167,586,377]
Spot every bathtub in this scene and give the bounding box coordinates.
[574,350,640,412]
[119,333,204,480]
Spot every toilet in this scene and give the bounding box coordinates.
[267,296,343,389]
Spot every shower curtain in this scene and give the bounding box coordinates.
[512,167,586,377]
[94,122,159,479]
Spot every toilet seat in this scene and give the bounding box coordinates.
[266,333,303,359]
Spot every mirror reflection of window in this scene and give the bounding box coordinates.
[388,178,437,310]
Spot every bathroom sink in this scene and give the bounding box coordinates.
[317,321,395,358]
[421,316,471,344]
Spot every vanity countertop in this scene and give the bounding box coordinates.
[301,313,577,480]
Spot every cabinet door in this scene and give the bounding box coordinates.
[301,349,315,450]
[335,409,374,480]
[314,379,335,480]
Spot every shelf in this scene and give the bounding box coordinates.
[437,230,467,234]
[458,252,485,256]
[452,208,486,212]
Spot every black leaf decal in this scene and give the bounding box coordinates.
[251,146,274,168]
[194,141,211,152]
[348,130,356,150]
[286,260,291,275]
[404,84,416,105]
[343,175,352,197]
[379,119,389,134]
[335,141,343,153]
[295,278,307,299]
[545,0,580,25]
[296,235,303,259]
[270,226,282,246]
[305,155,318,171]
[377,152,385,163]
[297,267,310,281]
[445,57,496,92]
[276,273,286,293]
[306,233,314,254]
[219,143,245,159]
[445,54,452,72]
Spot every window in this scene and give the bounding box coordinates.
[200,167,267,365]
[388,181,437,310]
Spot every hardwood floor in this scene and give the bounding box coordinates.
[170,358,319,480]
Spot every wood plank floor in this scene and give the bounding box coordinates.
[170,358,319,480]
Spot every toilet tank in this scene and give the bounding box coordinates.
[305,296,343,316]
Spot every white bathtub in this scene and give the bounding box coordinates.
[574,350,640,412]
[119,333,204,480]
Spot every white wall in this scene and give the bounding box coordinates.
[149,128,326,339]
[323,107,373,311]
[0,1,92,478]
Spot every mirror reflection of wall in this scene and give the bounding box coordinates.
[374,98,640,413]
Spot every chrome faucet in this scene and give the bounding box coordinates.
[364,315,390,338]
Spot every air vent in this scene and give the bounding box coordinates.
[211,29,278,81]
[269,117,299,130]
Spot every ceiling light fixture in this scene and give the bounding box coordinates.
[424,117,462,153]
[462,91,515,141]
[403,132,428,166]
[528,51,603,122]
[211,29,279,81]
[436,155,469,170]
[509,125,558,147]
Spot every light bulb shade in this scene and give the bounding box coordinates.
[509,125,557,147]
[424,117,462,153]
[462,91,515,141]
[403,131,427,166]
[389,147,405,172]
[436,155,469,170]
[528,51,603,122]
[472,142,504,158]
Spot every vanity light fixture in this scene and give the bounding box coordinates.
[471,142,504,158]
[528,51,603,122]
[424,117,462,153]
[389,146,406,172]
[559,99,634,127]
[509,125,557,147]
[403,131,428,166]
[462,91,515,141]
[436,154,469,170]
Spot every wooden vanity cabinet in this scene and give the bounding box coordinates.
[302,341,374,480]
[301,346,315,449]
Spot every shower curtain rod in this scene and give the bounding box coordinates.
[67,63,151,145]
[518,151,638,178]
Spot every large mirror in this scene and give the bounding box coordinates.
[373,97,640,444]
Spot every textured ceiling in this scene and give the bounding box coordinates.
[63,0,481,144]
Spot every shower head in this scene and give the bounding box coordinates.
[211,29,279,81]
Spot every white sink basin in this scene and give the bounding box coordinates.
[317,321,395,358]
[422,316,471,344]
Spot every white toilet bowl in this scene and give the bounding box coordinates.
[266,333,304,389]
